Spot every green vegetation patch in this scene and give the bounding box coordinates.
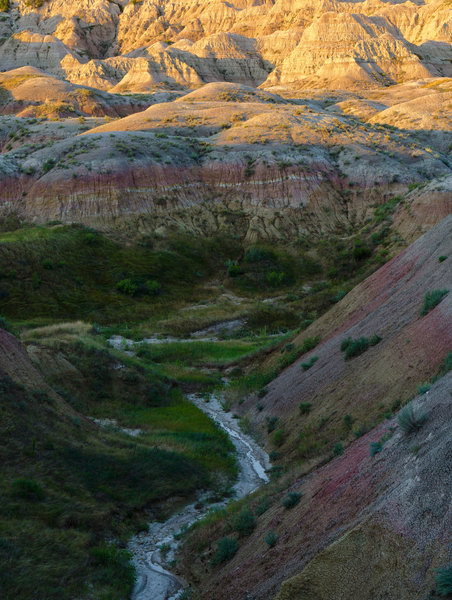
[420,289,448,316]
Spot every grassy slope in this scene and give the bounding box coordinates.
[0,329,236,600]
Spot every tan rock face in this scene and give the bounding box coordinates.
[0,0,450,91]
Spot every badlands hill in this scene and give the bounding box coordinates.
[0,0,451,233]
[0,0,451,91]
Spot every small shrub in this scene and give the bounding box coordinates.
[42,158,55,172]
[264,530,278,548]
[32,272,40,289]
[333,441,344,456]
[397,404,428,434]
[340,337,352,352]
[301,337,319,353]
[420,289,448,316]
[332,290,347,303]
[271,429,285,447]
[301,356,318,371]
[438,255,447,263]
[353,424,370,438]
[299,402,312,415]
[391,398,402,412]
[255,497,270,516]
[266,416,279,433]
[233,509,256,536]
[282,492,301,509]
[12,478,45,501]
[369,334,382,346]
[0,0,10,12]
[211,537,238,566]
[116,278,138,296]
[144,280,161,296]
[369,441,383,456]
[228,263,243,277]
[417,383,431,395]
[42,258,54,269]
[435,564,452,596]
[341,337,369,360]
[436,352,452,379]
[267,271,285,288]
[353,240,372,260]
[344,414,354,429]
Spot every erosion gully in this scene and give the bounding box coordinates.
[128,393,271,600]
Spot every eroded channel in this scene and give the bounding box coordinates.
[128,393,271,600]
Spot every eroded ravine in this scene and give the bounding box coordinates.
[128,393,271,600]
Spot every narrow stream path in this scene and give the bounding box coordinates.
[128,393,271,600]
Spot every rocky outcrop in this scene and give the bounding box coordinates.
[0,0,451,91]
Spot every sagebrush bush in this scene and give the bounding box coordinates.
[299,402,312,414]
[420,289,448,316]
[282,491,301,509]
[341,336,369,360]
[369,441,382,456]
[397,404,428,434]
[266,416,279,433]
[264,530,278,547]
[211,537,238,566]
[233,509,256,537]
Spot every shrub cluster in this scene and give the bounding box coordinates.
[420,289,448,316]
[341,336,369,359]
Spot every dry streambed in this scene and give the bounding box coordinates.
[128,393,271,600]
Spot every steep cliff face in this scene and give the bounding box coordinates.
[0,0,450,91]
